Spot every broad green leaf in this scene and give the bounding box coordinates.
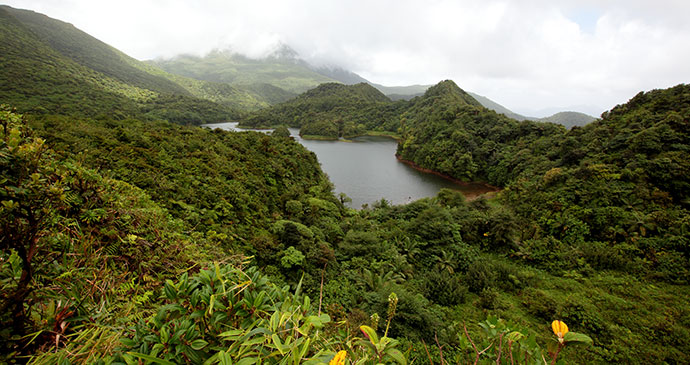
[360,325,379,345]
[298,337,311,359]
[386,348,407,365]
[219,329,244,338]
[191,339,209,350]
[564,331,593,345]
[163,280,177,299]
[271,334,285,355]
[236,357,258,365]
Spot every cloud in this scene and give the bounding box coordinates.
[5,0,690,114]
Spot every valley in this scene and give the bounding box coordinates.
[210,122,498,208]
[1,4,689,365]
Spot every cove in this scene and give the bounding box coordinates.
[206,122,497,208]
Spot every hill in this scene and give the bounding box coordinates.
[149,48,337,96]
[239,82,406,138]
[539,111,597,128]
[397,80,561,183]
[6,82,690,362]
[2,5,689,364]
[468,92,533,121]
[0,5,247,123]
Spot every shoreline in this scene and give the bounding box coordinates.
[395,155,501,198]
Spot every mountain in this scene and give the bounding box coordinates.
[3,6,690,363]
[239,82,406,138]
[312,67,596,128]
[311,65,370,85]
[468,92,598,127]
[396,80,563,182]
[149,49,337,96]
[539,111,596,128]
[468,92,533,121]
[0,5,246,124]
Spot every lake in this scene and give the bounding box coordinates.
[205,122,497,208]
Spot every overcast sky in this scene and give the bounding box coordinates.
[5,0,690,116]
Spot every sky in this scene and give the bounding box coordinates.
[5,0,690,116]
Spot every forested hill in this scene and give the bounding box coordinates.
[239,82,408,138]
[539,111,596,128]
[399,81,690,278]
[150,48,336,95]
[396,80,563,183]
[3,5,690,364]
[0,5,256,123]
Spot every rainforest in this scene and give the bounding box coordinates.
[1,4,689,365]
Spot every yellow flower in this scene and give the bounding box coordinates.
[329,350,347,365]
[551,320,568,343]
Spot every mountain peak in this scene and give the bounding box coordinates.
[267,43,300,60]
[421,80,482,107]
[302,82,390,103]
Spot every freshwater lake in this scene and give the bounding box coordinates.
[206,122,496,208]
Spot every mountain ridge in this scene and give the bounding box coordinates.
[0,5,242,124]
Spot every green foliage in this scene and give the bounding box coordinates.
[239,82,406,138]
[272,125,291,137]
[150,49,336,95]
[0,6,238,124]
[119,264,337,364]
[0,108,217,361]
[2,19,690,362]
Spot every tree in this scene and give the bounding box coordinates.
[272,125,291,138]
[0,108,65,336]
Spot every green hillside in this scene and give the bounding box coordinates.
[5,84,690,362]
[539,111,597,128]
[397,80,560,184]
[240,82,406,139]
[150,49,337,95]
[2,5,690,364]
[0,5,241,124]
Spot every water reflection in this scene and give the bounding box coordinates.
[204,122,496,208]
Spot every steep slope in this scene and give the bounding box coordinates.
[0,6,141,117]
[2,6,188,95]
[500,84,690,286]
[240,82,406,138]
[0,5,239,124]
[150,49,337,95]
[468,92,533,121]
[397,80,564,183]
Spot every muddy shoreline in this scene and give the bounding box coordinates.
[395,155,501,199]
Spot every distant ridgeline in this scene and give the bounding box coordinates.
[2,4,690,364]
[0,5,265,123]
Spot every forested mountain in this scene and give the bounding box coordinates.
[539,111,597,128]
[397,80,563,184]
[149,48,336,96]
[150,42,596,126]
[0,5,258,122]
[468,92,533,121]
[2,5,689,365]
[239,82,407,138]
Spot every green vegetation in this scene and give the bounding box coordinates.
[150,49,336,95]
[539,111,596,128]
[240,83,407,138]
[1,5,689,364]
[0,5,239,124]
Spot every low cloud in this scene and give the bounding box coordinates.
[5,0,690,114]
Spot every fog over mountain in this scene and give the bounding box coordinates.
[5,0,690,116]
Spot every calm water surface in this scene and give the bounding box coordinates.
[206,122,495,208]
